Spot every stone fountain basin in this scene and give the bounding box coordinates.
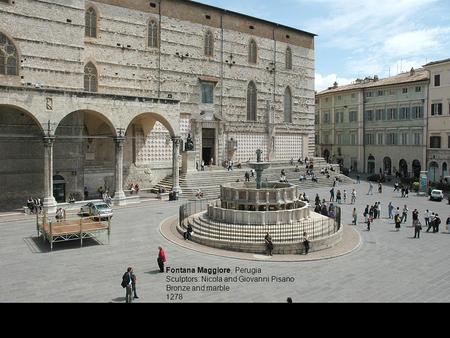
[248,162,271,171]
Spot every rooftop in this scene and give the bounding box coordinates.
[318,68,429,95]
[424,58,450,67]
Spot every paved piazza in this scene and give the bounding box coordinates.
[0,181,449,303]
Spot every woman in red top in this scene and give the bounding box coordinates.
[157,247,166,272]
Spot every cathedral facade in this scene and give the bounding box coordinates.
[0,0,315,210]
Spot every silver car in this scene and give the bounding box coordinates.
[430,190,444,202]
[80,202,113,220]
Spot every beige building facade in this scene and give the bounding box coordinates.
[0,0,315,210]
[424,58,450,182]
[316,69,429,178]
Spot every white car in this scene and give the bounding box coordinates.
[430,190,444,202]
[79,202,113,220]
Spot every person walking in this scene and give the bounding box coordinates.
[302,232,310,255]
[352,208,357,225]
[378,182,383,194]
[401,205,409,223]
[356,175,360,184]
[413,220,422,239]
[336,190,342,204]
[367,214,373,231]
[433,214,441,233]
[157,246,166,272]
[265,233,274,256]
[426,213,435,232]
[329,187,335,202]
[412,209,419,228]
[446,215,450,234]
[367,182,373,195]
[121,267,134,303]
[388,202,394,219]
[343,190,347,204]
[394,213,401,231]
[351,189,356,204]
[424,209,430,228]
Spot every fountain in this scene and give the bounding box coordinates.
[178,150,343,254]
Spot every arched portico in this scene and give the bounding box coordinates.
[0,104,46,210]
[54,109,117,205]
[0,85,181,209]
[124,112,182,197]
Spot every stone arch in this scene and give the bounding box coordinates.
[53,109,118,200]
[429,161,439,182]
[383,157,392,175]
[368,154,375,175]
[442,162,448,178]
[0,104,46,210]
[412,160,421,179]
[125,112,176,138]
[399,159,408,178]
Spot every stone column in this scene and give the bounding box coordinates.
[43,137,57,213]
[113,137,127,206]
[172,137,182,195]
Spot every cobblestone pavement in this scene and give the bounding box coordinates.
[0,181,449,303]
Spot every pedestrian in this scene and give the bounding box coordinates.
[446,215,450,233]
[356,175,360,184]
[412,209,419,228]
[367,214,373,231]
[245,171,250,182]
[84,187,89,200]
[336,190,342,204]
[378,182,382,194]
[352,208,357,225]
[265,233,273,256]
[394,214,401,231]
[413,220,422,239]
[329,187,335,202]
[388,202,394,219]
[401,205,409,223]
[433,214,441,233]
[343,190,347,204]
[121,267,135,303]
[367,182,373,195]
[351,189,356,204]
[157,246,166,272]
[302,232,310,255]
[426,213,435,232]
[134,184,140,194]
[363,205,369,223]
[424,209,430,228]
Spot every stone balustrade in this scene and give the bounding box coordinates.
[207,199,310,225]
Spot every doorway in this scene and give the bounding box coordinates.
[53,175,66,203]
[202,128,216,166]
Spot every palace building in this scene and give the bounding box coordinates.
[0,0,315,210]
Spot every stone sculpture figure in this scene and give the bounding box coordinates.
[256,149,263,163]
[185,134,194,151]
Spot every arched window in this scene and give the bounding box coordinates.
[284,87,292,123]
[0,33,18,75]
[247,81,257,121]
[148,20,158,48]
[84,62,98,92]
[85,7,97,38]
[204,31,214,57]
[249,39,257,64]
[286,46,292,70]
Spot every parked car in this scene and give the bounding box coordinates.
[79,202,113,220]
[429,189,444,202]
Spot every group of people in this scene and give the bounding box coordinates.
[264,232,309,256]
[26,197,43,214]
[128,183,140,195]
[121,246,167,303]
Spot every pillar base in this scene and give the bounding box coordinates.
[113,191,127,206]
[43,196,57,214]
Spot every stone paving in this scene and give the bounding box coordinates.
[0,181,449,303]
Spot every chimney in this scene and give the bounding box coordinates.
[333,81,338,88]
